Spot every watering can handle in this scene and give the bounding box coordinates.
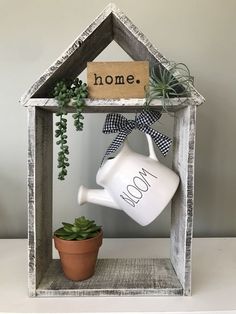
[145,134,158,161]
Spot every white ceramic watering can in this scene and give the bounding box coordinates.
[78,134,179,226]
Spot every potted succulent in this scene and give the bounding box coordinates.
[54,216,103,281]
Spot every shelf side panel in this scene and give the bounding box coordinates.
[170,105,196,296]
[28,107,53,296]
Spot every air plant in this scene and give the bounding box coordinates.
[145,62,194,113]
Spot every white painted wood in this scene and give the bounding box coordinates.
[0,238,236,313]
[24,97,200,113]
[27,107,53,296]
[171,105,196,295]
[37,258,182,296]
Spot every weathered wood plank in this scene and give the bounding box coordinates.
[37,258,183,297]
[24,97,198,113]
[170,105,196,296]
[28,107,53,296]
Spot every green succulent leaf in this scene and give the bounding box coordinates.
[54,228,71,236]
[54,216,101,241]
[76,236,85,240]
[63,226,73,233]
[87,232,100,238]
[60,234,78,240]
[62,222,73,228]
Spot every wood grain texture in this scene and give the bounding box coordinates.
[24,97,196,113]
[28,107,53,296]
[36,258,183,296]
[170,104,196,296]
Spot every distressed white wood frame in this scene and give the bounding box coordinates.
[21,3,205,297]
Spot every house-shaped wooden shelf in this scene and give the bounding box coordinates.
[20,3,205,297]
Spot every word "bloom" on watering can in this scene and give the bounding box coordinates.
[78,134,179,226]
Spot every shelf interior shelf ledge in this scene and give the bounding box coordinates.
[24,97,200,113]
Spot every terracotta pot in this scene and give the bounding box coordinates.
[54,230,103,281]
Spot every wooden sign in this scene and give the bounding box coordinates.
[87,61,149,99]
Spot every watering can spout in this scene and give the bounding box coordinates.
[78,186,120,210]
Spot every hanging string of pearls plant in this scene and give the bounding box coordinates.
[53,78,88,180]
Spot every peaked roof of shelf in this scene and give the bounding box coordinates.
[20,3,205,106]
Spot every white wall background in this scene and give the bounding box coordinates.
[0,0,235,238]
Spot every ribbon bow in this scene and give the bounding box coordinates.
[102,109,172,163]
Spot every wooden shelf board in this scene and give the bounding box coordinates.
[36,258,183,297]
[24,97,199,113]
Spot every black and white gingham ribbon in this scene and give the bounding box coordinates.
[102,109,172,163]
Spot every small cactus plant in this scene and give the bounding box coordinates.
[54,216,101,241]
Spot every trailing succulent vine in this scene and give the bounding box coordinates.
[53,78,88,180]
[54,216,101,240]
[145,62,194,113]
